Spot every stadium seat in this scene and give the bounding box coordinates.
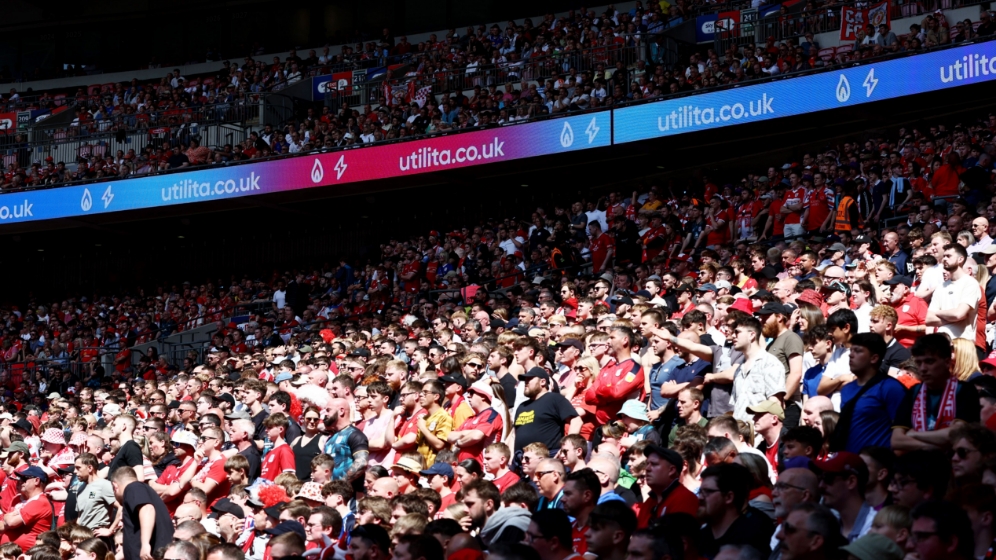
[818,47,836,62]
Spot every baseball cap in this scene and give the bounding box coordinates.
[643,444,684,469]
[519,366,550,382]
[265,520,307,539]
[811,451,867,475]
[0,441,30,458]
[46,392,61,400]
[274,372,294,384]
[438,373,469,389]
[420,462,455,479]
[611,295,634,306]
[978,245,996,255]
[829,243,847,253]
[697,283,718,293]
[747,400,785,420]
[884,275,913,287]
[12,466,48,484]
[675,283,695,293]
[263,501,288,520]
[556,339,584,352]
[714,280,732,291]
[853,235,872,244]
[755,302,792,316]
[211,497,246,519]
[617,399,650,422]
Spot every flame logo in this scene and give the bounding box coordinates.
[560,122,574,148]
[835,75,851,103]
[311,159,324,183]
[81,188,93,211]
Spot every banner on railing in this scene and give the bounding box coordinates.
[840,1,890,40]
[313,71,354,101]
[613,40,996,143]
[758,3,783,18]
[0,111,611,224]
[0,112,16,135]
[715,10,741,35]
[696,13,719,42]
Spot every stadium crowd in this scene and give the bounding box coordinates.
[0,84,993,560]
[4,2,994,191]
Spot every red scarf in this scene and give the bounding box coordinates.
[912,377,958,432]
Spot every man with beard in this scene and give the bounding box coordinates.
[756,302,804,428]
[511,368,579,456]
[926,244,980,343]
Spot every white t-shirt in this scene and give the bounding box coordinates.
[929,275,981,341]
[823,345,852,411]
[918,264,945,297]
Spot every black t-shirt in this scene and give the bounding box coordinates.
[239,445,262,483]
[881,339,911,375]
[512,392,578,453]
[121,482,174,560]
[498,373,517,409]
[894,380,980,429]
[698,506,775,558]
[108,440,143,478]
[252,410,268,442]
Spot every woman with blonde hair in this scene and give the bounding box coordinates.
[570,356,601,439]
[952,338,981,381]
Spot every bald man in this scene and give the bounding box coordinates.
[969,217,993,253]
[535,459,566,510]
[325,398,369,483]
[801,396,833,428]
[587,455,637,505]
[308,370,329,387]
[369,477,398,500]
[883,231,908,272]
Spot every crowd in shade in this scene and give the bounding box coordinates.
[4,23,996,560]
[5,2,993,192]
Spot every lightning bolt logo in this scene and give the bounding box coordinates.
[334,155,347,180]
[863,68,878,97]
[585,117,600,144]
[101,185,114,208]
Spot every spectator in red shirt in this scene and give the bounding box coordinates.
[588,222,615,273]
[0,466,53,551]
[781,172,806,238]
[190,426,231,506]
[884,275,929,348]
[446,381,504,463]
[701,195,732,249]
[931,152,966,198]
[584,326,644,427]
[636,446,699,528]
[260,413,296,481]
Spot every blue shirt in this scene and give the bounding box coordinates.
[887,250,908,274]
[839,376,908,452]
[802,364,826,398]
[648,355,685,411]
